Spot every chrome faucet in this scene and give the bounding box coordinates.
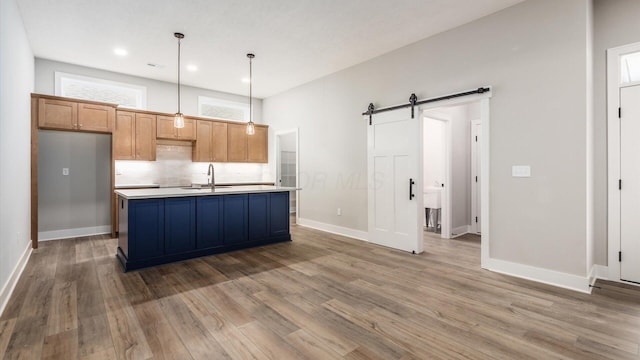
[207,163,215,191]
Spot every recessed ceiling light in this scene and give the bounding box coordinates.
[186,64,198,72]
[241,78,250,83]
[114,48,127,56]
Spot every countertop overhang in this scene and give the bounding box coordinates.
[115,185,299,200]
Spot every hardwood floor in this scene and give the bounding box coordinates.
[2,225,640,359]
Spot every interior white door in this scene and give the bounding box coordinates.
[368,108,423,253]
[471,120,481,234]
[620,84,640,283]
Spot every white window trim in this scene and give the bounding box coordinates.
[197,96,249,122]
[54,72,147,109]
[621,52,640,85]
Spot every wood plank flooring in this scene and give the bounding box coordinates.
[2,225,640,359]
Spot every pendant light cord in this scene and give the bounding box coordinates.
[249,55,252,124]
[177,36,181,114]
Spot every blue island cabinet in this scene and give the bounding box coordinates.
[248,193,270,241]
[124,198,164,261]
[223,194,249,245]
[196,196,224,249]
[117,191,292,271]
[164,197,197,254]
[270,191,290,236]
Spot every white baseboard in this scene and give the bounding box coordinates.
[451,225,471,237]
[0,241,32,317]
[484,258,591,294]
[39,225,111,241]
[589,264,608,283]
[297,218,368,242]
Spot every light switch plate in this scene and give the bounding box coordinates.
[512,165,530,177]
[62,168,69,176]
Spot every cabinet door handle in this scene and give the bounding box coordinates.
[409,178,415,200]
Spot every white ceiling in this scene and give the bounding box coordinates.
[17,0,522,98]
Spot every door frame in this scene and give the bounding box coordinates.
[419,94,491,268]
[607,41,640,283]
[275,128,299,224]
[471,119,481,235]
[422,111,452,239]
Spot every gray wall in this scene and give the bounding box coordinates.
[593,0,640,265]
[0,0,34,308]
[264,0,591,276]
[35,59,264,124]
[38,131,111,237]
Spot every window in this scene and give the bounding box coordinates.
[621,51,640,84]
[55,72,147,109]
[198,96,249,122]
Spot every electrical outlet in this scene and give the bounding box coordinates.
[337,208,342,216]
[62,168,69,176]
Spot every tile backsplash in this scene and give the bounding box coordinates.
[115,142,272,187]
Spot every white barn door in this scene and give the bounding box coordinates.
[368,108,423,253]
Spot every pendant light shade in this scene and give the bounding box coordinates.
[174,32,185,128]
[246,53,256,135]
[246,120,255,135]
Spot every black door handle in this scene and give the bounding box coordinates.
[409,178,415,200]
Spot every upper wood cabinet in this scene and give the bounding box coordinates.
[227,123,268,163]
[193,120,227,162]
[248,126,268,163]
[114,111,136,160]
[114,111,156,160]
[77,103,114,132]
[156,115,196,140]
[37,97,114,133]
[135,113,157,161]
[227,123,248,162]
[38,98,76,130]
[33,94,268,164]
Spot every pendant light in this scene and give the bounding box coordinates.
[246,53,256,135]
[174,32,185,128]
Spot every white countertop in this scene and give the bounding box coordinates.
[115,185,299,200]
[115,184,160,189]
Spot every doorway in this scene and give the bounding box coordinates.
[275,129,299,225]
[38,130,112,240]
[607,41,640,284]
[365,90,491,266]
[422,101,481,239]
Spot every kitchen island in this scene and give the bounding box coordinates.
[115,186,297,271]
